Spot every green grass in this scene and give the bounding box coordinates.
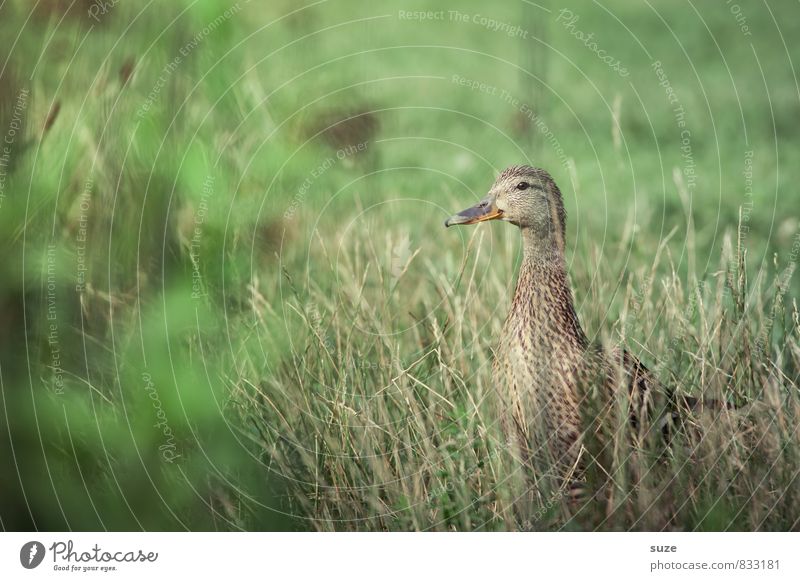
[0,0,798,530]
[235,210,799,530]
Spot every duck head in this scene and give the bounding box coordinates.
[445,165,567,252]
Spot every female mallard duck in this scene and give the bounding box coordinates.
[445,165,654,488]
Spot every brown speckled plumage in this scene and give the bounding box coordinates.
[446,165,653,486]
[494,236,589,474]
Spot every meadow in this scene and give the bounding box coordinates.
[0,0,798,531]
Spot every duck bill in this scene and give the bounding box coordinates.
[444,199,503,227]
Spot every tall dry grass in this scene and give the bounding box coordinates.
[232,208,800,531]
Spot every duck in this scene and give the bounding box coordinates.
[445,165,657,492]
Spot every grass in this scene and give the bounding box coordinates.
[0,0,798,530]
[234,209,800,530]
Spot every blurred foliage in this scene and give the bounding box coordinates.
[0,0,798,530]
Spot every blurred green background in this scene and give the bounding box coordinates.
[0,0,797,530]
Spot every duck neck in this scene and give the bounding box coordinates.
[510,228,588,350]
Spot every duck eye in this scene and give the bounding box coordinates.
[516,182,529,190]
